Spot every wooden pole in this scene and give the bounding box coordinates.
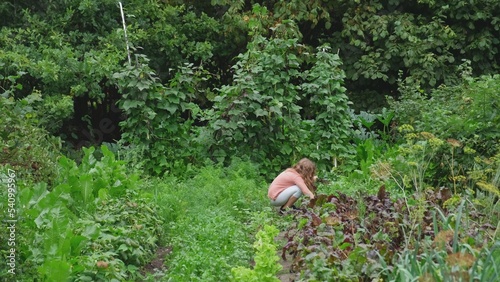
[119,2,131,65]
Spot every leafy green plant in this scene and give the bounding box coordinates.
[55,145,137,214]
[231,225,282,282]
[113,55,206,175]
[0,178,40,281]
[301,45,355,172]
[13,145,162,281]
[209,18,355,175]
[388,125,446,192]
[371,121,499,202]
[389,73,500,159]
[472,242,500,282]
[32,92,74,135]
[355,139,378,176]
[0,68,24,98]
[208,26,305,172]
[72,190,163,281]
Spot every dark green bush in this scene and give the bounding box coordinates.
[389,72,499,156]
[0,96,62,184]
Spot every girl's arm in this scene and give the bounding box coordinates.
[295,175,315,199]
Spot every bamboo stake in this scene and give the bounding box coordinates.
[119,2,131,65]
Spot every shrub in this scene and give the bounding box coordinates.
[0,96,62,184]
[388,73,500,157]
[209,20,354,176]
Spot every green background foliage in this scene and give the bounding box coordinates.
[2,0,499,176]
[0,0,499,281]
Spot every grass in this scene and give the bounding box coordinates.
[141,160,277,281]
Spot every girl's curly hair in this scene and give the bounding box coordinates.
[292,158,316,191]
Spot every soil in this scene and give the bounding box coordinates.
[276,231,297,282]
[140,246,172,278]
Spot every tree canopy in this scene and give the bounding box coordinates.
[1,0,499,174]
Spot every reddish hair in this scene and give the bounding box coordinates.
[292,158,316,191]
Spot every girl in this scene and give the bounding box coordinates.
[268,158,316,211]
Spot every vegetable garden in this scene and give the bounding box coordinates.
[1,0,499,281]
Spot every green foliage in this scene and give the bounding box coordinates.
[209,19,354,175]
[385,73,499,194]
[350,108,395,143]
[331,0,500,104]
[113,55,206,175]
[56,146,138,214]
[301,45,355,171]
[10,146,162,281]
[0,0,123,100]
[475,242,500,282]
[0,0,237,156]
[209,31,305,172]
[390,69,499,147]
[2,1,500,281]
[33,92,74,134]
[280,186,499,281]
[78,190,163,269]
[125,3,232,81]
[0,82,74,135]
[146,160,271,281]
[3,0,499,180]
[2,0,500,156]
[0,96,62,183]
[369,127,499,205]
[231,225,282,282]
[389,71,499,146]
[377,202,499,281]
[388,126,447,192]
[343,107,397,175]
[213,0,500,109]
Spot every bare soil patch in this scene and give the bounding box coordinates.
[140,246,172,278]
[276,231,297,282]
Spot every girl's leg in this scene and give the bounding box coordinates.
[282,195,299,209]
[270,185,303,207]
